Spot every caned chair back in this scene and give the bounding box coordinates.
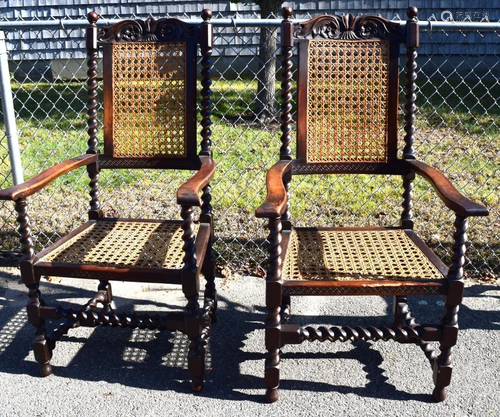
[93,18,205,167]
[290,14,408,170]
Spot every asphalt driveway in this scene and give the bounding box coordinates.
[0,267,499,416]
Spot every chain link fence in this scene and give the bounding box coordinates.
[0,16,498,279]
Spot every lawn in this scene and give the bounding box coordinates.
[0,76,498,276]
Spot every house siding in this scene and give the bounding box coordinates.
[1,1,498,79]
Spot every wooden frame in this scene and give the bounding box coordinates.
[1,9,217,393]
[256,6,489,404]
[294,13,404,169]
[99,18,200,167]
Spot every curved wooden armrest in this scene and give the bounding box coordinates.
[177,155,215,206]
[0,154,98,201]
[406,160,488,217]
[256,160,292,218]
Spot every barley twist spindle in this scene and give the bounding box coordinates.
[181,206,197,272]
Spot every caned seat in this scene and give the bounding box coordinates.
[256,7,488,403]
[35,220,195,275]
[283,228,444,282]
[0,10,216,392]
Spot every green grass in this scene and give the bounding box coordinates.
[0,77,498,273]
[417,77,500,136]
[0,77,497,208]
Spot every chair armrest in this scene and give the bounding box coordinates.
[0,154,98,201]
[406,160,488,217]
[177,155,215,206]
[256,160,292,218]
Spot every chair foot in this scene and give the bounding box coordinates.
[266,388,279,403]
[432,386,446,402]
[39,362,53,377]
[187,342,205,393]
[33,333,52,377]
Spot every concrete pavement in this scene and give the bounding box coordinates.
[0,267,499,416]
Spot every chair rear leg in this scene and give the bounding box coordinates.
[185,294,205,392]
[393,295,438,369]
[27,284,52,377]
[181,205,206,391]
[392,295,415,327]
[98,280,114,313]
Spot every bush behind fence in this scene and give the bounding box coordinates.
[0,17,498,278]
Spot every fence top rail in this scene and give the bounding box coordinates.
[0,17,499,31]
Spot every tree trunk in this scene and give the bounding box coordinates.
[255,0,281,122]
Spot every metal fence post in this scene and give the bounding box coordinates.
[0,30,23,185]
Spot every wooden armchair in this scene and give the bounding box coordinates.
[0,10,216,391]
[256,7,488,402]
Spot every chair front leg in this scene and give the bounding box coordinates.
[15,198,53,376]
[433,215,467,402]
[265,217,283,403]
[27,283,52,377]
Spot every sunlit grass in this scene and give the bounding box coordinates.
[0,77,498,272]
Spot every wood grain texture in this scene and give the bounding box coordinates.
[0,154,97,201]
[255,160,292,218]
[261,7,487,404]
[14,10,216,394]
[177,155,215,206]
[406,160,488,217]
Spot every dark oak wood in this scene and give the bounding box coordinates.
[255,160,292,218]
[86,13,101,219]
[97,16,202,44]
[0,154,97,201]
[177,156,216,206]
[259,6,489,403]
[406,160,488,217]
[291,160,406,175]
[8,9,216,393]
[280,323,443,345]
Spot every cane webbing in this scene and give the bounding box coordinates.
[306,40,390,163]
[40,221,196,270]
[283,229,443,281]
[111,42,187,158]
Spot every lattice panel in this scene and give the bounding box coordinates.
[111,42,187,158]
[306,40,390,163]
[283,229,443,281]
[40,221,196,269]
[283,285,442,296]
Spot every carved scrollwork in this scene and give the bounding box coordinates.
[294,14,405,41]
[98,17,200,43]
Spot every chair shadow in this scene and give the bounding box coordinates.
[0,273,498,403]
[397,284,500,332]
